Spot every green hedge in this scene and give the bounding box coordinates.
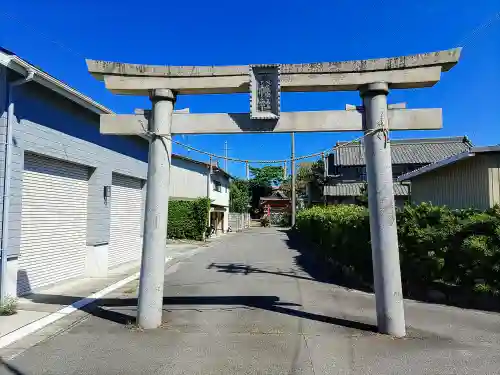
[168,197,210,241]
[296,203,500,298]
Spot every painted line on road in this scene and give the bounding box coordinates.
[0,256,174,349]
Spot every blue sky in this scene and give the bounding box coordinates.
[1,1,499,178]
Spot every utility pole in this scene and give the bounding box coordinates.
[361,82,406,337]
[245,161,249,180]
[322,152,327,206]
[291,133,296,226]
[207,156,212,233]
[184,135,190,155]
[224,141,228,173]
[207,156,213,198]
[137,89,175,329]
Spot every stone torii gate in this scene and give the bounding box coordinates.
[86,48,461,336]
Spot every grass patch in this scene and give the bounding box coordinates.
[0,296,18,316]
[125,321,143,332]
[123,285,138,294]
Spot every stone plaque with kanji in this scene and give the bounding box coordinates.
[249,64,280,120]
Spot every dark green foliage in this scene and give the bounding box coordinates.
[168,197,210,241]
[296,205,372,279]
[248,166,285,212]
[260,216,270,227]
[249,166,284,186]
[308,159,326,198]
[281,158,325,204]
[230,179,250,213]
[296,203,500,298]
[279,212,292,227]
[249,182,271,213]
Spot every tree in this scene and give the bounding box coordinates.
[281,159,326,204]
[248,166,285,213]
[249,166,284,187]
[309,159,325,189]
[230,179,250,213]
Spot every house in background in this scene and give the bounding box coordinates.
[171,154,230,236]
[0,47,229,297]
[398,146,500,210]
[208,164,231,235]
[324,136,472,207]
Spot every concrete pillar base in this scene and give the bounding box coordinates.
[85,244,109,277]
[3,257,19,298]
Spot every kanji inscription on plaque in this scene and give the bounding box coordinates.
[249,64,280,120]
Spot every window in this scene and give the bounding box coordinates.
[213,180,222,192]
[357,166,367,181]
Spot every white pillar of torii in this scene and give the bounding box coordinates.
[86,48,461,336]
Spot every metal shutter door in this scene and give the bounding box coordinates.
[18,154,89,295]
[108,174,143,268]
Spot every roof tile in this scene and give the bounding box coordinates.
[333,136,472,166]
[325,182,409,196]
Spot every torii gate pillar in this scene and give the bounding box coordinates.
[361,82,405,337]
[137,89,175,329]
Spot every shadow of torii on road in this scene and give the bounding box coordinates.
[206,262,318,283]
[24,293,377,334]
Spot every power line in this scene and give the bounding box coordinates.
[459,11,500,48]
[138,115,383,164]
[0,10,87,59]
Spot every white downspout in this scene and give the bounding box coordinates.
[1,70,35,304]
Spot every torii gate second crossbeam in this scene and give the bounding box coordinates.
[86,48,461,337]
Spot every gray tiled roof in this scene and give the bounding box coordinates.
[325,182,409,196]
[332,136,472,166]
[260,190,289,200]
[398,145,500,181]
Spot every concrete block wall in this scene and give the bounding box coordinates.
[229,212,250,232]
[228,213,239,231]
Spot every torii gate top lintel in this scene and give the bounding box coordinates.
[86,48,461,95]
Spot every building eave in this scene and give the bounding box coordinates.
[397,151,474,181]
[172,153,232,179]
[398,145,500,181]
[0,50,113,116]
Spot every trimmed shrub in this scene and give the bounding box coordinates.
[168,197,210,241]
[261,216,270,227]
[296,205,372,279]
[295,203,500,298]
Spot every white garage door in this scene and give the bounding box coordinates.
[18,153,89,295]
[108,173,143,268]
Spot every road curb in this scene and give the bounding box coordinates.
[0,256,175,349]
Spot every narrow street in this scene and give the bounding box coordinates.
[2,228,500,374]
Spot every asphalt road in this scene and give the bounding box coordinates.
[2,228,500,374]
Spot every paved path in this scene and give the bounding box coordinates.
[2,228,500,374]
